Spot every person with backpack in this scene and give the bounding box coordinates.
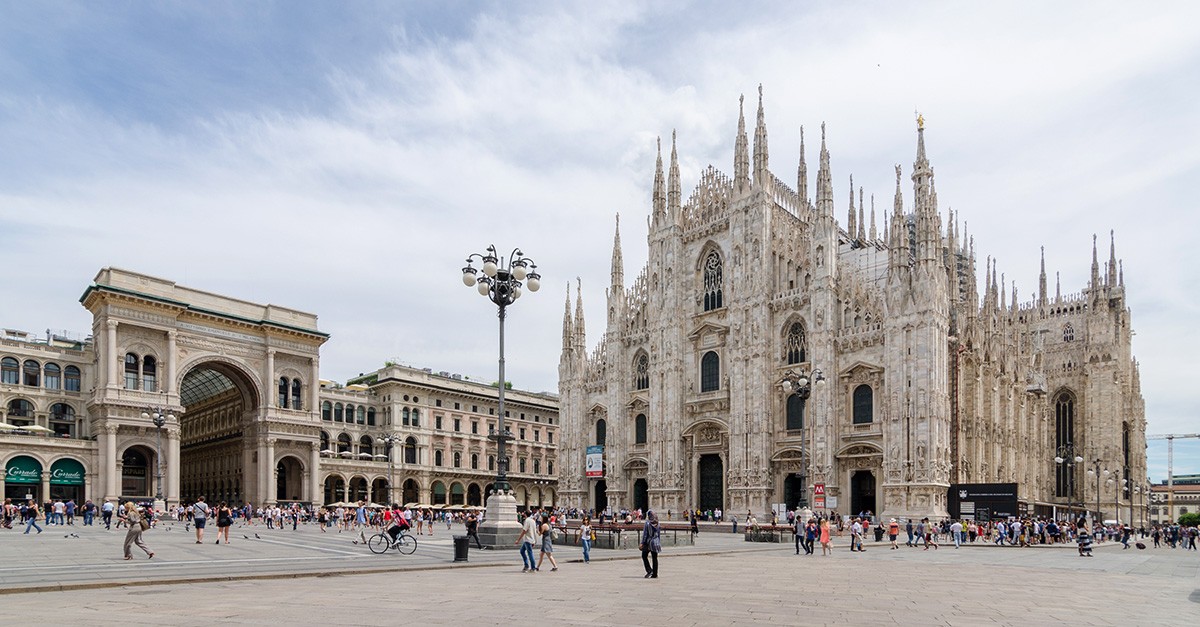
[535,513,559,572]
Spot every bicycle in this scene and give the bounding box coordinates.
[367,529,418,555]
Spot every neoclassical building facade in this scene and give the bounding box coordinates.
[557,89,1147,523]
[1,268,558,509]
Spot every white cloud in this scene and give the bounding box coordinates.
[1,2,1198,476]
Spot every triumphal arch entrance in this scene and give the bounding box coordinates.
[81,268,328,507]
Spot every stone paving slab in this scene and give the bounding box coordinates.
[2,522,1197,625]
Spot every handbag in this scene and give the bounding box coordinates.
[139,517,151,531]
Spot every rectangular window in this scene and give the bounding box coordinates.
[519,428,526,440]
[454,402,460,410]
[489,408,495,415]
[454,418,461,432]
[436,399,442,407]
[471,421,478,434]
[534,430,540,442]
[472,405,478,413]
[548,431,553,444]
[435,416,443,430]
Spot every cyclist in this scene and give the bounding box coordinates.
[386,504,410,545]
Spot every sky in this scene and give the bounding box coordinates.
[1,1,1197,482]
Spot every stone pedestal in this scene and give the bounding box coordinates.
[477,489,522,550]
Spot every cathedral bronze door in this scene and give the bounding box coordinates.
[594,480,608,513]
[633,478,649,513]
[698,454,723,511]
[851,470,876,517]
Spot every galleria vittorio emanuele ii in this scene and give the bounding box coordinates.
[555,88,1146,523]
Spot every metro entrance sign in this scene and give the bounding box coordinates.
[814,483,825,496]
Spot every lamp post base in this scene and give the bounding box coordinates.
[477,489,523,550]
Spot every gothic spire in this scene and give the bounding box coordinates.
[1090,234,1101,289]
[857,187,866,242]
[869,194,877,241]
[816,122,833,216]
[1038,246,1048,306]
[847,175,857,239]
[561,283,573,351]
[668,130,681,220]
[1000,274,1006,312]
[733,94,750,192]
[652,136,665,225]
[797,126,808,205]
[1011,282,1018,314]
[574,278,585,345]
[1119,260,1124,287]
[1055,271,1062,303]
[1107,230,1118,286]
[611,213,624,290]
[753,84,769,186]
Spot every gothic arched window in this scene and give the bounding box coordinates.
[852,385,873,424]
[595,419,607,447]
[123,354,138,390]
[1054,391,1075,497]
[1063,323,1075,342]
[702,250,723,311]
[786,393,805,431]
[700,351,720,392]
[278,377,290,408]
[635,413,647,444]
[634,353,649,390]
[785,322,806,364]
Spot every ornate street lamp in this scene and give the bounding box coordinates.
[379,432,402,506]
[141,407,174,507]
[1053,445,1084,519]
[462,245,540,548]
[777,368,825,511]
[1087,460,1109,525]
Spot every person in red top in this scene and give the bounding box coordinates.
[888,518,900,549]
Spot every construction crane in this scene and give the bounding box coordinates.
[1148,433,1200,521]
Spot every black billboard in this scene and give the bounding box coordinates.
[948,483,1019,521]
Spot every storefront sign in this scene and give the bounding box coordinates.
[5,456,42,484]
[585,445,604,477]
[50,458,85,485]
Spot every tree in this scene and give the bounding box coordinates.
[1178,512,1200,527]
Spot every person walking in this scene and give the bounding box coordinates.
[819,518,831,556]
[215,502,233,544]
[579,516,593,564]
[888,518,900,549]
[640,510,661,578]
[23,500,43,534]
[793,512,804,555]
[120,502,153,560]
[515,511,539,572]
[464,512,483,549]
[192,496,210,544]
[535,513,559,572]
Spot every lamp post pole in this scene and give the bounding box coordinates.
[141,407,174,511]
[1054,445,1084,521]
[1087,459,1108,525]
[462,245,541,548]
[778,368,825,515]
[380,432,401,506]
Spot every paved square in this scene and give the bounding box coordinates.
[2,522,1197,625]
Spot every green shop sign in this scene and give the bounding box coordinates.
[5,456,42,484]
[50,458,85,485]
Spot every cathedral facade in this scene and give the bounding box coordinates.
[557,88,1147,523]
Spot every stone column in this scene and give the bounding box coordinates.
[167,430,181,505]
[41,470,51,505]
[264,438,276,505]
[309,357,320,414]
[266,350,275,408]
[166,330,177,395]
[106,320,119,389]
[103,424,119,500]
[309,443,321,505]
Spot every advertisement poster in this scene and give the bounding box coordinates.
[586,445,604,477]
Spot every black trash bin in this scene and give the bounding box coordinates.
[453,535,469,562]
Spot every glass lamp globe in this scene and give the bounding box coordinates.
[1055,456,1064,464]
[483,257,498,278]
[512,260,528,280]
[477,280,491,296]
[526,275,540,292]
[462,267,477,286]
[512,286,522,300]
[781,380,793,393]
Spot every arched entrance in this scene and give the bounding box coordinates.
[121,446,153,499]
[349,476,368,502]
[276,457,304,503]
[402,479,420,505]
[594,480,608,513]
[179,361,259,505]
[467,483,482,506]
[698,454,723,511]
[371,478,390,505]
[851,470,876,517]
[323,475,345,504]
[783,474,806,510]
[633,478,649,512]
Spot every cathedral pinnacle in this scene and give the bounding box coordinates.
[1107,230,1118,286]
[857,186,866,242]
[1090,234,1100,289]
[574,278,586,346]
[869,194,877,241]
[815,122,833,216]
[733,94,750,192]
[561,282,573,352]
[797,126,808,205]
[668,130,681,220]
[847,175,857,239]
[1038,246,1048,306]
[611,213,624,290]
[652,137,665,224]
[753,83,769,186]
